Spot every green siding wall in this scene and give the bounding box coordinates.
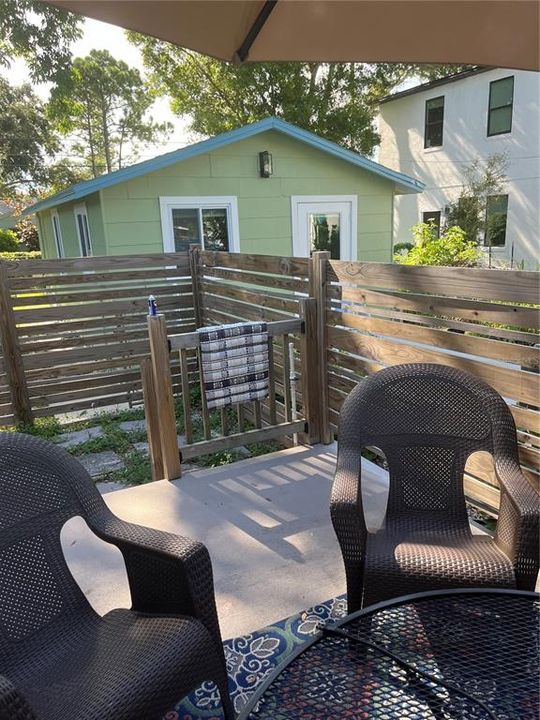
[39,130,399,260]
[37,193,106,258]
[100,131,395,260]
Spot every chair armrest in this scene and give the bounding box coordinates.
[494,458,540,590]
[87,508,222,646]
[0,676,37,720]
[330,447,368,566]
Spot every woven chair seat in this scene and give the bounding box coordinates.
[6,610,221,720]
[364,531,515,605]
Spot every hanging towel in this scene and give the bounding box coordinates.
[197,322,269,409]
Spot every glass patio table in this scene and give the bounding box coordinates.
[238,588,539,720]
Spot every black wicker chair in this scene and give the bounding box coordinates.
[331,363,540,613]
[0,433,234,720]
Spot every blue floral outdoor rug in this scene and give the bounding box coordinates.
[165,595,347,720]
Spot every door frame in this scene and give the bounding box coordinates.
[159,196,241,253]
[291,195,358,260]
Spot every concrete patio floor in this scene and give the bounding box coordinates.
[61,443,495,640]
[61,443,391,638]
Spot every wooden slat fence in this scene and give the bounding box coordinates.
[195,249,316,439]
[323,254,540,515]
[0,253,194,424]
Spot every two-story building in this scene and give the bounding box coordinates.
[378,68,540,268]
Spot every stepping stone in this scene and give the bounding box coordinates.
[79,451,125,478]
[132,442,149,455]
[119,419,146,433]
[96,481,125,494]
[57,426,104,449]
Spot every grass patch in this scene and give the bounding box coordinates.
[103,450,153,486]
[16,416,62,439]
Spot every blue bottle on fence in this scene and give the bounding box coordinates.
[148,295,158,316]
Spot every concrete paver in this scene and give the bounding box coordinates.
[78,450,125,478]
[57,426,104,448]
[119,420,147,433]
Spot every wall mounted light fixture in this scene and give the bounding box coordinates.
[259,150,273,178]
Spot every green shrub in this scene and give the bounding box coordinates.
[0,229,18,252]
[0,250,41,260]
[395,223,480,267]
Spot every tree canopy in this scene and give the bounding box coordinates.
[129,34,470,155]
[0,77,58,196]
[48,49,172,177]
[0,0,82,81]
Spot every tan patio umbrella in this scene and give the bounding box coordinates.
[46,0,539,71]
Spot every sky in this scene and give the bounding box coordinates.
[3,18,194,159]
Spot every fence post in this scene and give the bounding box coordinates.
[311,251,332,444]
[0,262,32,425]
[299,298,321,445]
[189,244,203,328]
[140,358,166,481]
[147,314,181,480]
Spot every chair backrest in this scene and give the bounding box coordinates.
[0,433,102,653]
[339,363,517,528]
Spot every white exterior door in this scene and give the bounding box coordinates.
[291,196,357,260]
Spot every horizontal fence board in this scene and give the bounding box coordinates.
[16,314,194,340]
[201,266,309,292]
[200,281,300,315]
[327,325,537,405]
[31,392,141,418]
[11,267,191,291]
[332,285,539,330]
[23,338,153,371]
[4,252,190,276]
[15,295,192,325]
[200,250,309,277]
[510,405,540,434]
[328,261,540,304]
[27,370,143,397]
[180,420,305,460]
[329,309,539,368]
[13,282,193,308]
[203,295,295,323]
[329,303,537,345]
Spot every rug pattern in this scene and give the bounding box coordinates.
[165,595,347,720]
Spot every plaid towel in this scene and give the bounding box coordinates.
[198,322,269,409]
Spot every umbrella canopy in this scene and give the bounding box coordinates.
[46,0,539,71]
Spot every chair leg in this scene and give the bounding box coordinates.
[345,565,364,614]
[215,673,235,720]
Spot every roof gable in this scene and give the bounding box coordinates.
[27,118,423,214]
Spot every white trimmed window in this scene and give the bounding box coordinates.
[50,210,64,258]
[160,197,240,253]
[73,203,92,257]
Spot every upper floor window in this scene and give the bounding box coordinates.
[422,210,441,237]
[73,203,93,257]
[50,210,64,258]
[488,77,514,136]
[424,96,444,148]
[485,194,508,247]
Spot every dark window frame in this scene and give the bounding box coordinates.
[422,210,442,237]
[487,76,514,137]
[484,194,509,248]
[424,96,445,149]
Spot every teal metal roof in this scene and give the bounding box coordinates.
[27,117,423,214]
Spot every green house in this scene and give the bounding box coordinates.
[27,118,423,262]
